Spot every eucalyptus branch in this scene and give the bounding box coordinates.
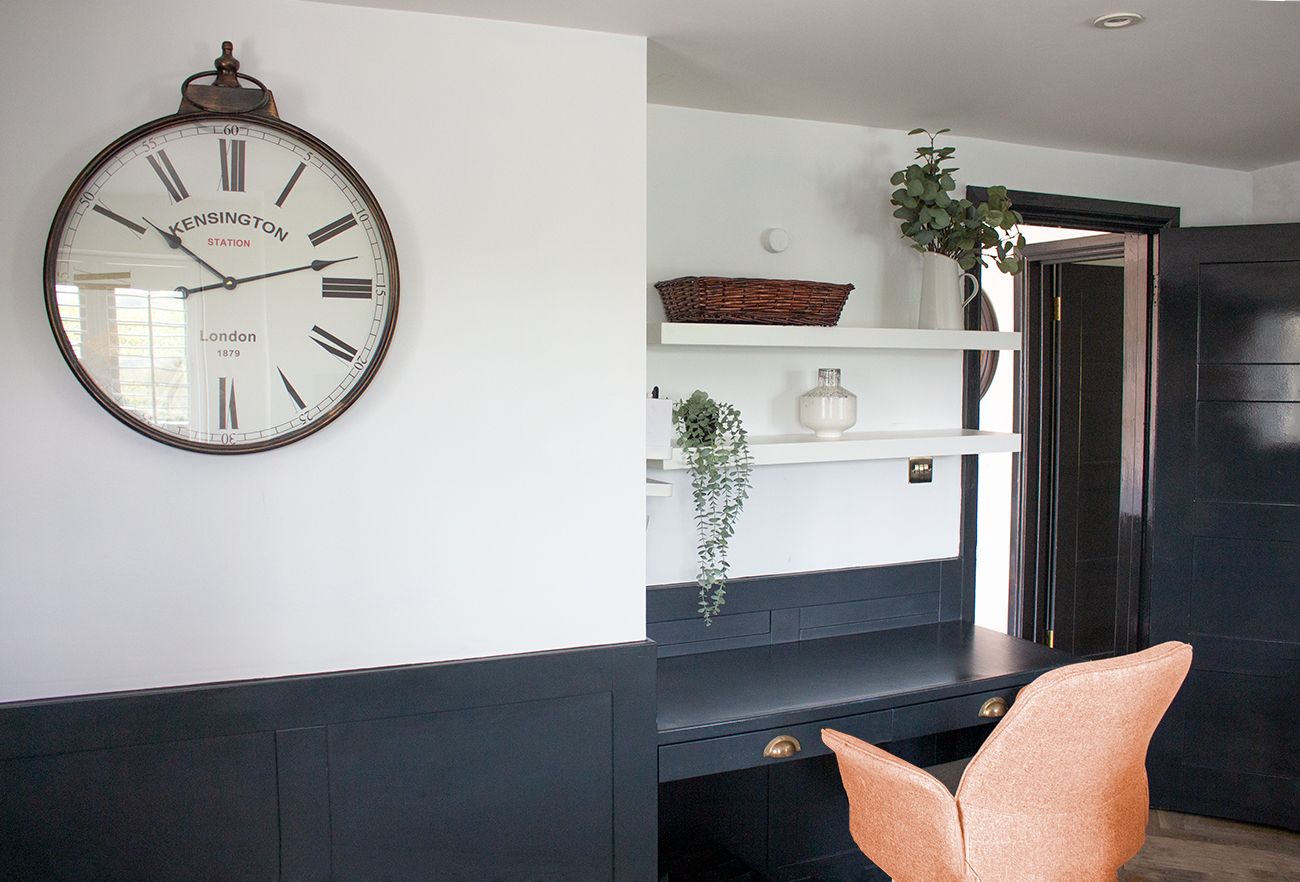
[889,128,1026,274]
[673,390,753,624]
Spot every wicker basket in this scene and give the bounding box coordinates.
[655,276,853,326]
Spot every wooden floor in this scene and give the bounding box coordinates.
[1119,810,1300,881]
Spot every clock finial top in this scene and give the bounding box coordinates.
[214,41,240,87]
[178,40,277,117]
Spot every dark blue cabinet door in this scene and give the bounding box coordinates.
[1148,223,1300,830]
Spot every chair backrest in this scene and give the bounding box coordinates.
[956,641,1192,881]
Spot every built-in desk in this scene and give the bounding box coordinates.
[657,621,1070,782]
[651,565,1078,878]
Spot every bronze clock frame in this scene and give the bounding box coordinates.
[42,43,400,454]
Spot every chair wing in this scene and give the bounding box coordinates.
[821,728,969,882]
[956,641,1193,881]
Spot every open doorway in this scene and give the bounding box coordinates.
[961,193,1175,655]
[974,225,1104,636]
[1012,232,1152,659]
[965,190,1178,659]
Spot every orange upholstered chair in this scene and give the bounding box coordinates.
[822,641,1192,882]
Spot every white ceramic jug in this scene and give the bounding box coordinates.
[918,252,980,330]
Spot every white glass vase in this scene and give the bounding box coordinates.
[798,368,857,440]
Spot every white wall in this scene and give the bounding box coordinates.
[1253,159,1300,223]
[0,0,647,702]
[646,106,1254,587]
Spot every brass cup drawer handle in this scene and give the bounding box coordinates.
[978,696,1009,719]
[762,734,802,759]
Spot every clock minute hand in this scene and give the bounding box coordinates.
[231,256,358,286]
[143,217,233,285]
[176,256,358,297]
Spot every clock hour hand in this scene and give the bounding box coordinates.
[143,217,234,286]
[176,256,358,297]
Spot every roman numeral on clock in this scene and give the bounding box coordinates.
[277,368,307,410]
[309,325,358,363]
[308,213,357,247]
[91,203,147,236]
[218,377,239,430]
[219,139,246,191]
[321,277,373,299]
[73,270,132,291]
[146,149,189,203]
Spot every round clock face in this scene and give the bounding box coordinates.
[44,113,398,453]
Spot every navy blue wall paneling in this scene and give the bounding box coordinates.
[648,561,960,656]
[0,641,658,881]
[0,733,280,881]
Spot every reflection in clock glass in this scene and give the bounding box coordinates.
[49,117,395,451]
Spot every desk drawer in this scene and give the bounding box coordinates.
[658,709,891,783]
[892,687,1016,741]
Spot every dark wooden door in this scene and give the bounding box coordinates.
[1016,235,1146,659]
[1147,223,1300,830]
[1049,263,1127,658]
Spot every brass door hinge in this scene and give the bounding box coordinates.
[1053,296,1062,322]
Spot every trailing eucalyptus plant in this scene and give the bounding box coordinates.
[890,128,1026,274]
[674,390,753,624]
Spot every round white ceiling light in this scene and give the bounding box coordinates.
[1092,12,1146,28]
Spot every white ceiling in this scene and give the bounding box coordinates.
[322,0,1300,170]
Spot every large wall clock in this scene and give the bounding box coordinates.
[43,43,399,453]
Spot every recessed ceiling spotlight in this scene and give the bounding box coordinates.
[1093,11,1146,28]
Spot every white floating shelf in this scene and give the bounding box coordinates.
[645,479,673,497]
[649,322,1021,351]
[647,429,1020,470]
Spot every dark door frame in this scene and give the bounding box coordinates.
[967,189,1181,234]
[959,189,1178,649]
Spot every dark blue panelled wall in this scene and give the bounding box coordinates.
[0,641,659,881]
